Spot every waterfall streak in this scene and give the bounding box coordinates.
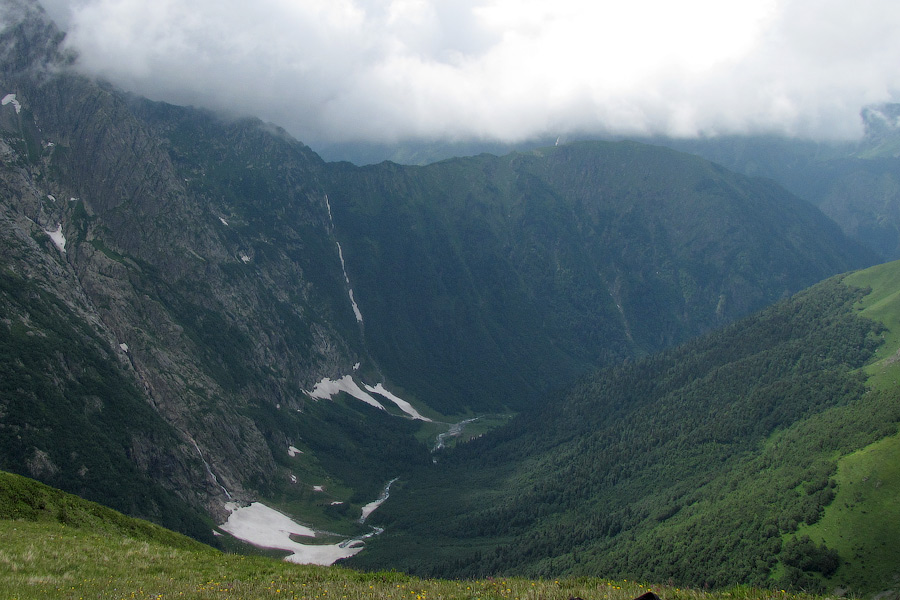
[325,194,363,323]
[191,439,232,500]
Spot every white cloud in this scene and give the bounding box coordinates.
[41,0,900,145]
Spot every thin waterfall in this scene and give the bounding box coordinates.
[325,194,363,323]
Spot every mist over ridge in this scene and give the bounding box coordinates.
[32,0,900,151]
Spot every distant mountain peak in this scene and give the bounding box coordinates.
[0,0,73,78]
[858,103,900,157]
[862,103,900,133]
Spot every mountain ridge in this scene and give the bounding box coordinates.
[325,140,874,411]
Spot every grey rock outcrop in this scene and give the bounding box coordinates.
[0,0,364,526]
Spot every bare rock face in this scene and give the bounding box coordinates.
[0,1,366,530]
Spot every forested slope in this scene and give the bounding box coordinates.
[660,116,900,261]
[352,266,900,597]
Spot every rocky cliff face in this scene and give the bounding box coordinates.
[0,0,367,526]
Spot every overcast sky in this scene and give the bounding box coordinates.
[38,0,900,147]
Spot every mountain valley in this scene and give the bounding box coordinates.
[1,1,899,597]
[350,263,900,595]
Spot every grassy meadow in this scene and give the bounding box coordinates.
[790,261,900,591]
[0,519,828,600]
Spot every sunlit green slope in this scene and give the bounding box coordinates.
[793,260,900,592]
[0,469,210,552]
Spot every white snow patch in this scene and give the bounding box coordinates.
[2,93,21,114]
[312,485,324,492]
[239,253,251,263]
[47,194,56,202]
[330,501,344,506]
[45,223,66,253]
[222,501,314,539]
[364,383,431,422]
[219,216,229,226]
[290,474,297,484]
[287,445,302,457]
[353,362,360,371]
[119,343,129,353]
[307,375,385,411]
[220,502,364,565]
[359,499,382,523]
[348,287,363,322]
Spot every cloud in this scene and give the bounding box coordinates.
[39,0,900,145]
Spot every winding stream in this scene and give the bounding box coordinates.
[433,417,479,451]
[359,477,398,524]
[220,417,488,564]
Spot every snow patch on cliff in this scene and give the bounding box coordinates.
[324,195,363,323]
[336,241,363,322]
[45,223,65,253]
[364,383,431,421]
[307,377,430,420]
[308,375,385,410]
[347,284,363,322]
[2,93,21,114]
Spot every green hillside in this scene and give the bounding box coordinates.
[351,263,900,597]
[0,469,833,600]
[791,261,900,591]
[0,470,210,551]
